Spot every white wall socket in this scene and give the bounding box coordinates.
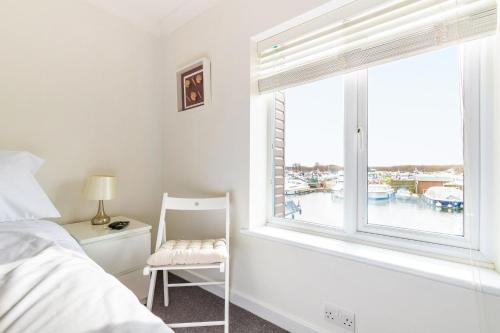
[324,303,355,332]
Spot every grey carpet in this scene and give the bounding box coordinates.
[151,272,288,333]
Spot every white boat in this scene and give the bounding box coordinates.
[368,184,394,200]
[423,186,463,209]
[395,187,412,200]
[285,178,310,195]
[335,172,344,183]
[331,182,344,199]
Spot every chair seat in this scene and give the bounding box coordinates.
[147,239,227,266]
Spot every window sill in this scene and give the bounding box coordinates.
[241,226,500,297]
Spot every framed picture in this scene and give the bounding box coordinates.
[177,58,211,112]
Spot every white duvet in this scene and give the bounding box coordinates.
[0,220,172,333]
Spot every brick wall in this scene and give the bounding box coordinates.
[274,92,285,217]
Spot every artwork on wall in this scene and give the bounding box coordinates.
[177,58,211,112]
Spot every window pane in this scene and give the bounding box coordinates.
[274,76,344,228]
[367,47,464,236]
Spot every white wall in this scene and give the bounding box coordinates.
[0,0,164,230]
[161,0,500,332]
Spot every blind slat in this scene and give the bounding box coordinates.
[256,0,497,93]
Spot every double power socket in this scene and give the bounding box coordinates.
[324,303,355,332]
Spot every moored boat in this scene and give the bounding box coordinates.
[395,187,412,200]
[423,186,463,209]
[285,178,310,195]
[307,173,320,188]
[368,184,394,200]
[331,182,344,199]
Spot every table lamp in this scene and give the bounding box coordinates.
[84,175,116,225]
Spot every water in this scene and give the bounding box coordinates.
[285,192,463,236]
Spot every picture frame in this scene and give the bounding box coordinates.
[176,58,211,112]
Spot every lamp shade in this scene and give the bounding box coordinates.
[84,176,116,201]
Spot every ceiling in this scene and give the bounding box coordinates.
[85,0,221,34]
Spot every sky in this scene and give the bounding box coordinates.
[284,46,464,167]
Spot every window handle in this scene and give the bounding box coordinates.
[357,127,365,152]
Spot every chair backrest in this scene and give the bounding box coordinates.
[155,192,230,251]
[163,196,227,211]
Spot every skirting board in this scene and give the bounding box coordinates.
[171,270,328,333]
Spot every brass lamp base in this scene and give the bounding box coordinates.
[91,200,111,225]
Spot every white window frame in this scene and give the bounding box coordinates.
[267,41,491,260]
[355,44,480,250]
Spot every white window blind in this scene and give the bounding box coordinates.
[257,0,497,93]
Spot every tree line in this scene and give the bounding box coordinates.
[286,163,463,173]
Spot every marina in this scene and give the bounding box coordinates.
[282,169,464,236]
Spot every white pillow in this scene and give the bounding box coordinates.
[0,151,44,174]
[0,167,61,222]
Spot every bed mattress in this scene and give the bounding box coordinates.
[0,219,172,333]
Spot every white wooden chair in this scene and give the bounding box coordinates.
[143,192,230,332]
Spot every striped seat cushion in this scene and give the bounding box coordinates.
[147,239,227,266]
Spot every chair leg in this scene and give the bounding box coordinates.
[224,258,230,333]
[147,270,157,311]
[163,270,169,306]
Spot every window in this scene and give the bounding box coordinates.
[269,42,486,251]
[273,76,344,228]
[357,46,479,248]
[365,47,464,236]
[258,0,496,256]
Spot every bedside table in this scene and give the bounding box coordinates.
[63,216,151,302]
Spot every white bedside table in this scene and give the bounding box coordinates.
[63,216,151,302]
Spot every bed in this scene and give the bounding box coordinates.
[0,151,172,332]
[0,219,172,333]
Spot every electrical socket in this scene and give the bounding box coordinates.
[324,303,355,332]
